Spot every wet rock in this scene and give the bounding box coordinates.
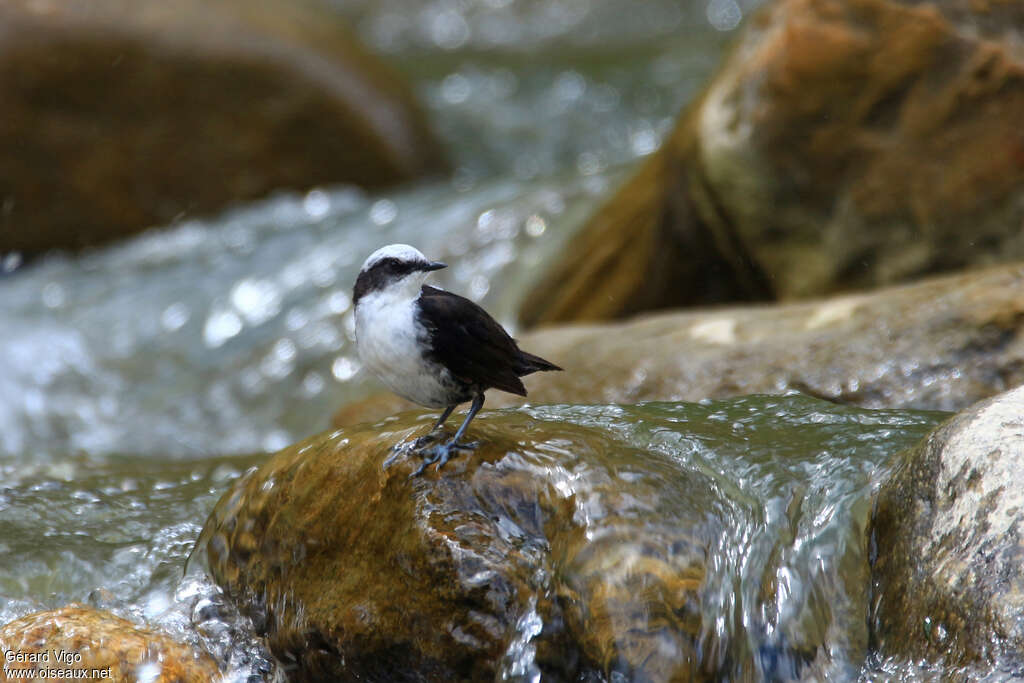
[0,605,220,681]
[870,385,1024,671]
[201,411,735,681]
[0,0,446,255]
[521,0,1024,325]
[338,262,1024,427]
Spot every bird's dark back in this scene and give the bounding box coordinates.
[417,286,559,396]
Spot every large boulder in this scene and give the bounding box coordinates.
[0,0,446,255]
[520,0,1024,325]
[337,262,1024,427]
[0,605,220,681]
[201,408,793,681]
[870,385,1024,671]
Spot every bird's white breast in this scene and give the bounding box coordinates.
[354,289,452,408]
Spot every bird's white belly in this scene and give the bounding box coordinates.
[355,294,452,408]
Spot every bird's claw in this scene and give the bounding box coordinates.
[383,430,446,469]
[412,431,443,449]
[408,440,480,478]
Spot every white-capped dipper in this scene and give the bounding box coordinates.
[353,244,562,475]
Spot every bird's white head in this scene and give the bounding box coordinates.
[353,244,447,305]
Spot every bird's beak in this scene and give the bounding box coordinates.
[423,261,447,272]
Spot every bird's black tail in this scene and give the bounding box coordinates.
[516,349,562,375]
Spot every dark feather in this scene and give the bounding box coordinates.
[417,285,560,396]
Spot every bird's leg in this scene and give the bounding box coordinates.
[412,404,455,449]
[410,394,485,477]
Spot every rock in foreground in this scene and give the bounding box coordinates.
[871,385,1024,671]
[0,605,219,681]
[202,412,717,681]
[204,399,920,681]
[0,0,446,255]
[204,397,948,680]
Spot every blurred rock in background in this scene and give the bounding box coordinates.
[0,0,447,256]
[520,0,1024,325]
[339,262,1024,425]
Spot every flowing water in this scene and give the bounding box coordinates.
[0,0,964,680]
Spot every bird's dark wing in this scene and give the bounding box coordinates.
[418,286,530,396]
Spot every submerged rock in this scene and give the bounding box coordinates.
[338,263,1024,427]
[521,0,1024,325]
[0,0,446,255]
[0,605,220,681]
[203,403,855,681]
[871,385,1024,671]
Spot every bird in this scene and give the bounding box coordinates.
[353,244,562,475]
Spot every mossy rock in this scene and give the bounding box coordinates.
[0,605,220,681]
[201,409,734,681]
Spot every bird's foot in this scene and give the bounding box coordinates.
[409,440,480,478]
[411,431,444,450]
[383,429,446,469]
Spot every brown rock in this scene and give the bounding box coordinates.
[0,0,446,255]
[201,413,731,681]
[870,385,1024,670]
[521,0,1024,326]
[0,605,220,681]
[339,262,1024,427]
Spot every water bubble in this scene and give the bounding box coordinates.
[630,123,659,157]
[583,175,609,196]
[1,252,22,273]
[441,73,472,104]
[303,189,330,219]
[326,290,351,314]
[285,307,310,332]
[469,275,490,300]
[261,338,297,380]
[477,208,518,241]
[429,8,470,50]
[41,282,66,308]
[524,215,547,237]
[369,199,398,226]
[230,278,281,325]
[302,372,325,397]
[160,302,190,332]
[331,356,360,382]
[263,430,291,452]
[554,70,586,103]
[707,0,743,31]
[203,309,243,348]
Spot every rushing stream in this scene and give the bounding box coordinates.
[0,397,944,680]
[0,0,964,680]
